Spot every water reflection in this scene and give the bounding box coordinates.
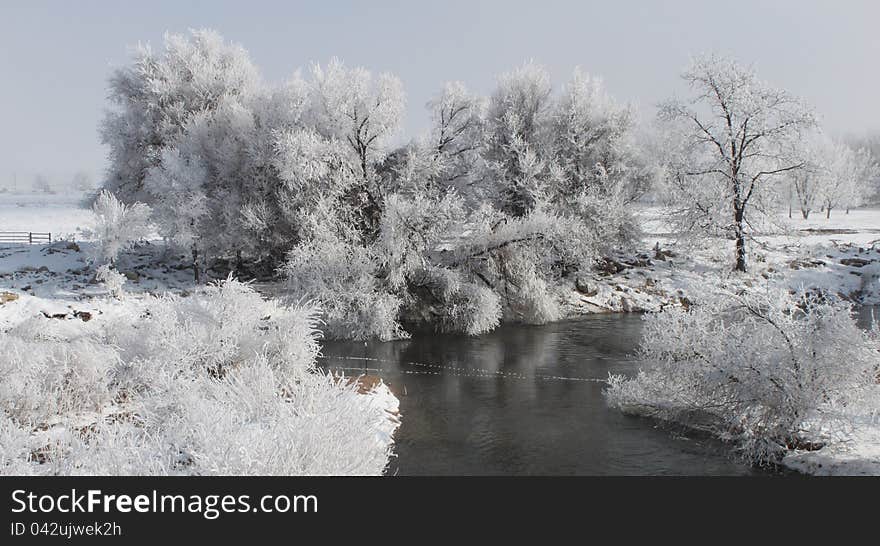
[321,315,760,476]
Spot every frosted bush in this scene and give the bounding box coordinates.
[0,334,117,426]
[56,361,393,476]
[283,237,407,341]
[96,264,127,299]
[0,414,34,475]
[605,286,880,464]
[0,279,399,475]
[87,190,152,265]
[111,278,322,382]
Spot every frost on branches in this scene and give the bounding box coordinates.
[98,30,649,339]
[605,286,880,465]
[0,279,399,475]
[657,54,816,272]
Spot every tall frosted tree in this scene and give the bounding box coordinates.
[101,29,260,204]
[786,131,826,220]
[484,62,553,217]
[308,58,405,241]
[427,82,487,193]
[549,68,645,250]
[659,55,815,272]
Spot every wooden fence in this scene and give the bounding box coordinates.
[0,231,52,245]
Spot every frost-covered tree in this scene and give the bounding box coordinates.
[101,29,260,203]
[659,55,816,271]
[96,30,655,339]
[283,232,406,341]
[550,69,634,195]
[71,171,94,191]
[447,204,591,324]
[848,134,880,203]
[818,141,878,218]
[548,68,645,251]
[426,82,487,193]
[32,174,53,194]
[484,62,553,217]
[142,149,209,280]
[375,191,504,335]
[785,132,826,219]
[308,58,405,240]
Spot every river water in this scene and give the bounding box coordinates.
[321,313,762,475]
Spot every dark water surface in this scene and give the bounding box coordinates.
[321,314,761,475]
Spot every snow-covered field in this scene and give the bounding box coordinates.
[565,207,880,314]
[0,191,94,239]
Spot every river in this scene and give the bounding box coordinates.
[321,313,763,475]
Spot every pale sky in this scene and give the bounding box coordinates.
[1,0,878,189]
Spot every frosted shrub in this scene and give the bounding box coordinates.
[109,278,321,384]
[283,237,407,341]
[0,331,118,426]
[605,286,880,464]
[95,264,127,299]
[88,190,152,265]
[0,279,399,475]
[61,360,393,476]
[0,414,34,474]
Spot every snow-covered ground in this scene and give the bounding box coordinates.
[0,191,94,240]
[782,386,880,476]
[564,207,880,315]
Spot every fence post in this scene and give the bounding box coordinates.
[28,232,32,245]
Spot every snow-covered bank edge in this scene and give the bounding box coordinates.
[612,402,880,476]
[781,393,880,476]
[353,380,401,454]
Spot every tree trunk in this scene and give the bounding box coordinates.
[734,208,747,273]
[801,209,810,220]
[826,206,831,219]
[788,202,792,219]
[192,244,200,284]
